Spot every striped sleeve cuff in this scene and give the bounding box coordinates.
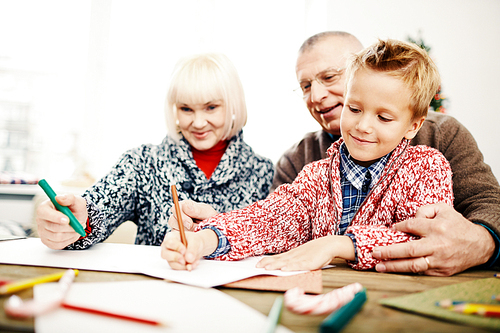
[202,225,231,259]
[476,223,500,268]
[345,233,358,263]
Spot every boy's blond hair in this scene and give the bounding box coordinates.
[345,39,441,119]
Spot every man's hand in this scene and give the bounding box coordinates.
[372,203,495,276]
[168,200,218,232]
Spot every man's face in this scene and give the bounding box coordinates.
[295,38,360,136]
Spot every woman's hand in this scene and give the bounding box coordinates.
[168,200,219,232]
[256,235,355,271]
[161,229,219,270]
[35,194,88,250]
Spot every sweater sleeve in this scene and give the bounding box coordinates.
[346,148,454,270]
[198,161,326,260]
[66,149,170,249]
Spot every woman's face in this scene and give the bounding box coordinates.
[176,100,227,150]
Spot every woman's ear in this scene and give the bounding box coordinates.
[404,116,426,140]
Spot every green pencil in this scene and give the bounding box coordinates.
[264,296,284,333]
[320,288,367,333]
[38,179,86,237]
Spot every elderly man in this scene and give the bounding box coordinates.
[170,31,500,276]
[273,31,500,276]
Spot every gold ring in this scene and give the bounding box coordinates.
[424,257,430,267]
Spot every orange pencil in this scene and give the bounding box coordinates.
[171,184,187,247]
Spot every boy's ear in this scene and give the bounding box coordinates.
[404,116,426,140]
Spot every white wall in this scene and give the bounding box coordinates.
[321,0,500,179]
[1,0,499,183]
[80,0,317,181]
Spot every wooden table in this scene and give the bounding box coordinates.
[0,261,496,333]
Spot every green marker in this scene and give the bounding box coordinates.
[38,179,86,237]
[320,288,367,333]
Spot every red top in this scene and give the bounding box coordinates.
[191,140,229,179]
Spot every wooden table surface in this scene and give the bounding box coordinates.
[0,261,496,333]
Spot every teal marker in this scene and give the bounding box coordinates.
[320,289,367,333]
[38,179,86,237]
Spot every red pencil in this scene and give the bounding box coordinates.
[478,310,500,318]
[61,302,164,326]
[450,303,500,319]
[0,279,11,287]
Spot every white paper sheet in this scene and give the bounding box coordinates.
[34,280,293,333]
[0,238,306,288]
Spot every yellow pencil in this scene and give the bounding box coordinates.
[0,270,79,295]
[451,303,500,316]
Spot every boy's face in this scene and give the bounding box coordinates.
[340,68,425,167]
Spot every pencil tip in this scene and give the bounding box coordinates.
[436,299,452,308]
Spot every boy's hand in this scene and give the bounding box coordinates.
[256,235,355,271]
[161,229,219,270]
[36,194,88,250]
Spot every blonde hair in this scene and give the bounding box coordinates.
[345,39,441,119]
[165,53,247,141]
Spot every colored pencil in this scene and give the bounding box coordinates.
[0,270,79,295]
[171,184,187,247]
[0,279,11,287]
[61,302,165,326]
[264,296,284,333]
[435,299,465,308]
[450,303,500,318]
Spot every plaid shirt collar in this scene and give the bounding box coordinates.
[339,142,390,191]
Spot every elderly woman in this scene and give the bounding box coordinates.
[36,53,274,250]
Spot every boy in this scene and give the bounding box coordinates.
[162,39,453,271]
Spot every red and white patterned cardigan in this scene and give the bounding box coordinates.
[197,138,454,270]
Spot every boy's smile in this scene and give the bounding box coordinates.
[340,68,425,167]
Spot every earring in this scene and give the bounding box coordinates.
[231,114,235,129]
[175,119,180,132]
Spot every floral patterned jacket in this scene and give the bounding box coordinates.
[67,131,274,249]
